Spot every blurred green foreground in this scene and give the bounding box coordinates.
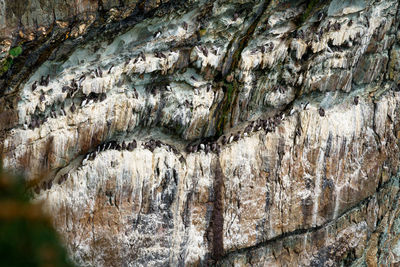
[0,162,74,267]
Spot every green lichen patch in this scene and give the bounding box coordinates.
[9,46,22,58]
[300,0,321,25]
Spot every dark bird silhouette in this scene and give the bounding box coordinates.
[31,81,37,91]
[354,96,359,105]
[319,107,325,117]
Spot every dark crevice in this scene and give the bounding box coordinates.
[205,156,226,264]
[212,0,272,137]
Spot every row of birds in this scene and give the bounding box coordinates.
[32,96,362,194]
[33,138,181,194]
[27,66,110,130]
[31,66,105,92]
[186,113,285,154]
[27,91,108,130]
[82,138,182,164]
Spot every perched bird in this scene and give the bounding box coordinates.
[70,103,76,113]
[108,64,114,74]
[221,136,227,145]
[100,93,107,102]
[186,145,193,153]
[233,131,241,142]
[45,75,50,86]
[154,31,161,38]
[354,96,359,105]
[319,107,325,117]
[31,81,38,91]
[228,135,234,144]
[182,21,188,31]
[347,19,353,27]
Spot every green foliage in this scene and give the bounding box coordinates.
[9,46,22,58]
[216,81,236,136]
[0,57,13,76]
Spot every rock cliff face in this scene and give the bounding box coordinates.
[1,0,400,266]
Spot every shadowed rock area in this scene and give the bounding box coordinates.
[1,0,400,266]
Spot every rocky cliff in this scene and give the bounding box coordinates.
[1,0,400,266]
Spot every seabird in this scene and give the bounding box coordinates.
[221,136,227,145]
[347,19,353,27]
[333,22,341,31]
[41,181,47,191]
[71,79,78,90]
[233,132,241,141]
[302,102,309,110]
[186,145,193,153]
[200,143,205,150]
[154,31,161,38]
[166,85,171,91]
[202,46,208,57]
[140,51,146,61]
[182,21,188,30]
[39,94,45,102]
[155,140,162,147]
[79,74,86,83]
[228,135,234,144]
[70,103,76,113]
[211,143,217,152]
[122,141,126,150]
[205,144,210,154]
[108,64,114,74]
[354,96,359,105]
[100,93,107,101]
[317,11,325,21]
[233,13,239,21]
[89,152,96,161]
[268,42,274,51]
[32,81,38,91]
[81,99,87,107]
[192,145,198,153]
[319,107,325,117]
[39,76,46,86]
[128,140,137,151]
[34,186,40,194]
[97,67,103,77]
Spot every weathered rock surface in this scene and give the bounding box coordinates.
[1,0,400,266]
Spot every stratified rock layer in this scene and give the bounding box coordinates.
[1,0,400,266]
